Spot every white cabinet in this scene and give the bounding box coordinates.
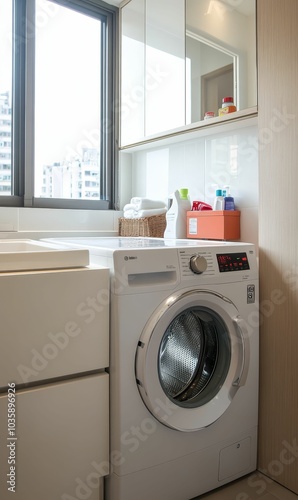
[145,0,185,136]
[120,0,185,146]
[0,267,109,388]
[0,266,109,500]
[120,0,257,149]
[0,374,108,500]
[121,0,145,145]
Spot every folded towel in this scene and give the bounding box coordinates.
[123,203,136,212]
[123,207,167,219]
[123,209,138,219]
[130,197,167,211]
[137,207,167,218]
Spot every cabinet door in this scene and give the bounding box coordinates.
[121,0,145,145]
[120,0,185,146]
[0,267,109,388]
[0,373,108,500]
[145,0,185,136]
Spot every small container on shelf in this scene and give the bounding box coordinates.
[204,111,215,120]
[218,97,237,116]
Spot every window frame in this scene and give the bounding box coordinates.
[1,0,119,209]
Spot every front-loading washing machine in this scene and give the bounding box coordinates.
[44,237,259,500]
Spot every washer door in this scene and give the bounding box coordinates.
[135,290,249,431]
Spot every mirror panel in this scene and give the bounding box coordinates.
[186,0,256,121]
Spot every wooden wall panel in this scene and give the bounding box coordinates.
[258,0,298,494]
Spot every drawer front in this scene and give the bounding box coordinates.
[0,267,109,388]
[0,373,109,500]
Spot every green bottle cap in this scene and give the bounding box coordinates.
[179,188,188,200]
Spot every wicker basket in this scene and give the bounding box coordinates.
[118,214,166,238]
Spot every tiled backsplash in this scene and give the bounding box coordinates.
[122,123,259,246]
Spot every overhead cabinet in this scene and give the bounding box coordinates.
[120,0,257,148]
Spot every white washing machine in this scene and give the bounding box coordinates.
[45,237,259,500]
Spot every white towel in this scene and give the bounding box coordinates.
[130,197,167,211]
[123,209,138,219]
[123,207,167,219]
[123,203,136,212]
[136,207,167,218]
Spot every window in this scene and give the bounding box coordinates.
[0,0,118,209]
[0,1,13,197]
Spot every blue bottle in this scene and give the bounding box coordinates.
[223,186,235,211]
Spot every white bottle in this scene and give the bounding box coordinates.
[213,189,224,211]
[164,189,191,239]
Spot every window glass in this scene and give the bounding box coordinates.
[0,0,117,209]
[34,0,102,200]
[0,1,13,195]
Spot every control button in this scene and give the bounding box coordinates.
[189,255,207,274]
[247,285,255,304]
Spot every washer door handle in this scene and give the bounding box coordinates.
[232,317,250,387]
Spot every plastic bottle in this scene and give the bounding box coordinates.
[213,189,224,211]
[223,186,235,210]
[164,189,191,239]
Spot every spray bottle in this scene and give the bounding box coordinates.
[164,189,191,239]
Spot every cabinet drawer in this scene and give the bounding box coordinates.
[0,373,109,500]
[0,267,109,388]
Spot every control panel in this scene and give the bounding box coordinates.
[178,248,254,280]
[216,253,250,273]
[179,249,215,278]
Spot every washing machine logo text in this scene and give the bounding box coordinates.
[124,255,137,261]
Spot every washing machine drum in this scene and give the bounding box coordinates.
[136,290,250,431]
[159,308,224,405]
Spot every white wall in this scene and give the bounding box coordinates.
[0,207,120,240]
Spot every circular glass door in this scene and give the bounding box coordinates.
[136,290,248,431]
[158,307,230,409]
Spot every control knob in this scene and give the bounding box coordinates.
[189,255,207,274]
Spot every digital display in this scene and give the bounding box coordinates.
[216,252,250,272]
